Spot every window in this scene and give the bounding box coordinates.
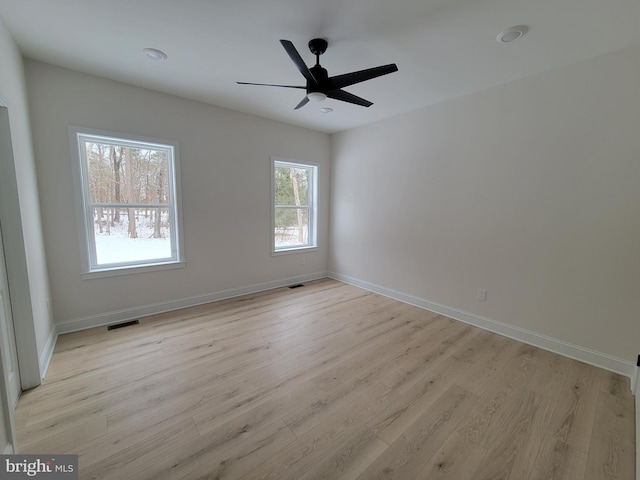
[271,158,317,253]
[70,127,184,277]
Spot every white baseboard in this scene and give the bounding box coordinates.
[3,442,14,454]
[328,271,635,380]
[56,272,328,334]
[39,327,58,380]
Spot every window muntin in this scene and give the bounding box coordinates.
[272,159,317,252]
[71,128,183,275]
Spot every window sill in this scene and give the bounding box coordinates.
[81,261,186,280]
[271,246,318,256]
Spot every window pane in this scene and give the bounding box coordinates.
[274,166,309,206]
[84,142,169,205]
[275,207,309,248]
[93,207,172,265]
[272,158,316,253]
[73,128,183,274]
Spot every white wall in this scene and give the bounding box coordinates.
[25,61,330,330]
[0,16,55,388]
[330,45,640,368]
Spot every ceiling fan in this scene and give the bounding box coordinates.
[237,38,398,110]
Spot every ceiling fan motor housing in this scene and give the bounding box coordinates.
[308,65,329,94]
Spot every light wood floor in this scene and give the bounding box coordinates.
[14,279,635,479]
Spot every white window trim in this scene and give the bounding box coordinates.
[69,126,185,279]
[271,157,318,255]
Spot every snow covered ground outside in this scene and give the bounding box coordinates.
[93,213,172,265]
[95,234,172,265]
[92,221,308,265]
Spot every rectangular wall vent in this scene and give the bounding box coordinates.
[108,320,140,331]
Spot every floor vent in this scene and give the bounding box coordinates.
[289,284,305,289]
[108,320,140,331]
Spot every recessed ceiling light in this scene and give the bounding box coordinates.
[496,25,529,43]
[320,107,333,114]
[143,48,168,61]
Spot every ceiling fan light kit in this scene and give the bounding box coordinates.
[307,92,327,102]
[238,38,398,110]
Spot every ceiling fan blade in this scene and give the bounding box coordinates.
[294,96,310,110]
[327,89,373,107]
[280,40,317,85]
[237,82,306,89]
[329,64,398,90]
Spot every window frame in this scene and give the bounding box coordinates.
[271,157,318,255]
[69,126,185,279]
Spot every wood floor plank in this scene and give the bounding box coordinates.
[80,418,200,480]
[456,345,542,447]
[367,355,469,445]
[356,384,477,480]
[601,371,633,400]
[527,436,587,480]
[19,415,107,454]
[282,377,377,437]
[308,341,402,393]
[239,382,397,480]
[585,390,636,480]
[527,348,575,399]
[417,431,488,480]
[296,426,387,480]
[107,377,258,433]
[546,360,604,453]
[193,379,322,438]
[453,333,522,395]
[25,373,178,427]
[468,388,543,480]
[380,330,471,396]
[12,278,634,480]
[159,419,297,480]
[74,416,201,472]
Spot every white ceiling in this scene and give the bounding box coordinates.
[1,0,639,133]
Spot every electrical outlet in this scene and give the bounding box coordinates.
[477,289,487,301]
[300,257,306,265]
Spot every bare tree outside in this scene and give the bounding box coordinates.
[111,145,122,223]
[289,168,305,244]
